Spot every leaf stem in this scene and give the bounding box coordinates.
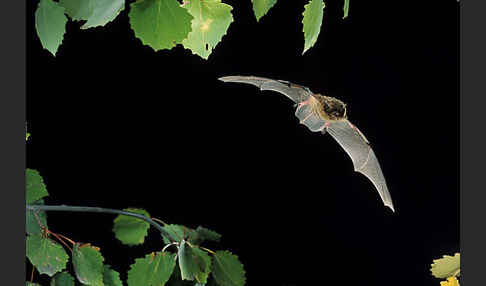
[200,246,216,255]
[162,242,178,252]
[55,232,76,246]
[152,217,168,226]
[47,230,73,252]
[26,204,176,242]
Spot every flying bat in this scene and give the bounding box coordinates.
[218,75,395,212]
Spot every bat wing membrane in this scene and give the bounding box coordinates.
[219,76,311,103]
[294,102,327,132]
[327,120,395,212]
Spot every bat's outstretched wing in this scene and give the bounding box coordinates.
[327,120,395,212]
[218,76,312,104]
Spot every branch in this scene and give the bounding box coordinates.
[26,204,176,242]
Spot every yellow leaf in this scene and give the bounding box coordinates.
[440,277,459,286]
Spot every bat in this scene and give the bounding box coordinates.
[218,75,395,212]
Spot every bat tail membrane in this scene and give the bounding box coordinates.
[294,103,327,132]
[327,120,395,212]
[218,76,311,103]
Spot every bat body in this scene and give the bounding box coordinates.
[218,75,395,212]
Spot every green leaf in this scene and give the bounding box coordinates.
[181,0,233,60]
[162,224,197,244]
[82,0,124,29]
[35,0,68,56]
[59,0,93,21]
[343,0,350,19]
[192,226,221,244]
[127,252,176,286]
[26,283,41,286]
[302,0,324,54]
[211,251,246,286]
[192,247,212,283]
[51,272,75,286]
[72,243,105,286]
[178,241,211,283]
[26,169,48,204]
[129,0,193,51]
[26,123,30,141]
[103,265,123,286]
[26,199,48,235]
[431,253,461,279]
[165,264,194,286]
[113,208,150,246]
[26,234,69,277]
[251,0,277,21]
[83,0,124,29]
[178,241,197,281]
[59,0,124,29]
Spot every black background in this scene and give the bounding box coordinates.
[27,1,459,285]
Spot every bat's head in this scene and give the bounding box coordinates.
[318,96,347,121]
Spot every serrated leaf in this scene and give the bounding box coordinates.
[178,241,211,283]
[59,0,124,28]
[192,247,212,283]
[211,251,246,286]
[302,0,324,54]
[103,265,123,286]
[431,253,460,279]
[72,243,105,286]
[26,199,48,235]
[113,208,150,246]
[181,0,233,59]
[129,0,193,51]
[59,0,93,21]
[35,0,68,56]
[83,0,125,29]
[51,272,75,286]
[26,169,48,204]
[343,0,350,19]
[127,252,176,286]
[251,0,277,21]
[163,224,198,244]
[192,226,221,244]
[26,234,69,277]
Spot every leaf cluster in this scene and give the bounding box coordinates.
[34,0,351,58]
[26,133,245,286]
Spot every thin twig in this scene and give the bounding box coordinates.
[26,205,176,242]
